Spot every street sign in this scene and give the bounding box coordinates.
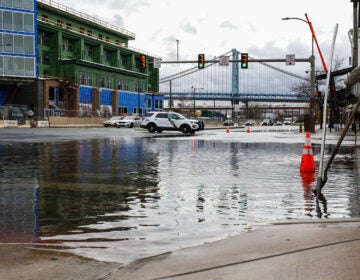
[219,56,230,66]
[153,58,161,68]
[286,54,295,66]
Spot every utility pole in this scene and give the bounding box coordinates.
[352,0,358,67]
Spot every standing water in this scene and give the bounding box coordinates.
[0,128,359,264]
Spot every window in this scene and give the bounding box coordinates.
[14,35,24,54]
[85,45,93,57]
[157,113,168,119]
[87,30,92,36]
[14,13,23,31]
[3,11,12,30]
[79,71,92,86]
[121,56,127,66]
[118,80,123,90]
[98,34,103,40]
[135,81,143,93]
[41,14,49,22]
[105,50,111,62]
[106,77,112,88]
[79,72,85,84]
[41,50,49,64]
[2,0,12,7]
[133,107,142,115]
[23,0,34,10]
[105,36,110,42]
[118,106,128,114]
[14,57,24,76]
[98,76,105,87]
[13,0,22,8]
[79,27,85,34]
[38,32,49,46]
[24,35,34,54]
[66,23,72,30]
[3,34,13,52]
[24,13,33,32]
[62,38,73,52]
[57,20,63,27]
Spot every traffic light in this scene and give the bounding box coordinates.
[198,54,205,69]
[241,53,248,69]
[139,55,146,69]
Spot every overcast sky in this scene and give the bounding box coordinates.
[54,0,353,64]
[52,0,355,93]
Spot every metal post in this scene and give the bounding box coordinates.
[316,23,338,196]
[309,52,316,132]
[193,86,196,116]
[192,86,203,117]
[169,80,172,110]
[176,40,179,62]
[353,0,358,67]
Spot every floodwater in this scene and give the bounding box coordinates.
[0,128,359,265]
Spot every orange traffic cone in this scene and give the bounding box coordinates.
[226,126,230,133]
[246,127,251,133]
[300,132,315,172]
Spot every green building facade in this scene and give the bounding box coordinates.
[1,0,162,118]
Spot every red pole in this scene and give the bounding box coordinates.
[305,13,328,73]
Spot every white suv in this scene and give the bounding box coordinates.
[141,111,200,134]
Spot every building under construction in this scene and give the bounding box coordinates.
[0,0,163,120]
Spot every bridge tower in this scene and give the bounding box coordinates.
[231,49,239,97]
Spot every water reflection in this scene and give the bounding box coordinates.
[0,135,359,264]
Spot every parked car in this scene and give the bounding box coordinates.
[140,111,199,134]
[223,119,234,126]
[261,119,273,126]
[275,121,282,126]
[116,115,142,128]
[283,118,293,125]
[103,116,123,127]
[244,120,255,126]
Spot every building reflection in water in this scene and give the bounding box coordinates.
[0,138,161,242]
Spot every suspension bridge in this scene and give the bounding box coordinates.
[159,49,312,106]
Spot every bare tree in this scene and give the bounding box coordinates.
[291,56,346,95]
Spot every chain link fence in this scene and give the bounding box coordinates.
[0,105,33,124]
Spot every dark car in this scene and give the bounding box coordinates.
[261,119,273,126]
[223,119,234,126]
[244,120,255,126]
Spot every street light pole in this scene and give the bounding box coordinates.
[282,16,316,133]
[176,39,179,62]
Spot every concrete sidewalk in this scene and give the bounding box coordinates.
[112,219,360,280]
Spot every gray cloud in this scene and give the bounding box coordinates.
[113,14,125,27]
[180,21,197,35]
[219,21,238,31]
[110,0,150,14]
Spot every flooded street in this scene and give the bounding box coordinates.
[0,128,359,265]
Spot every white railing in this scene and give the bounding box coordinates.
[37,0,135,39]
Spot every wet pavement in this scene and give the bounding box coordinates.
[0,126,359,268]
[113,218,360,280]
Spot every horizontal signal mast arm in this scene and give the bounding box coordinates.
[161,58,311,63]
